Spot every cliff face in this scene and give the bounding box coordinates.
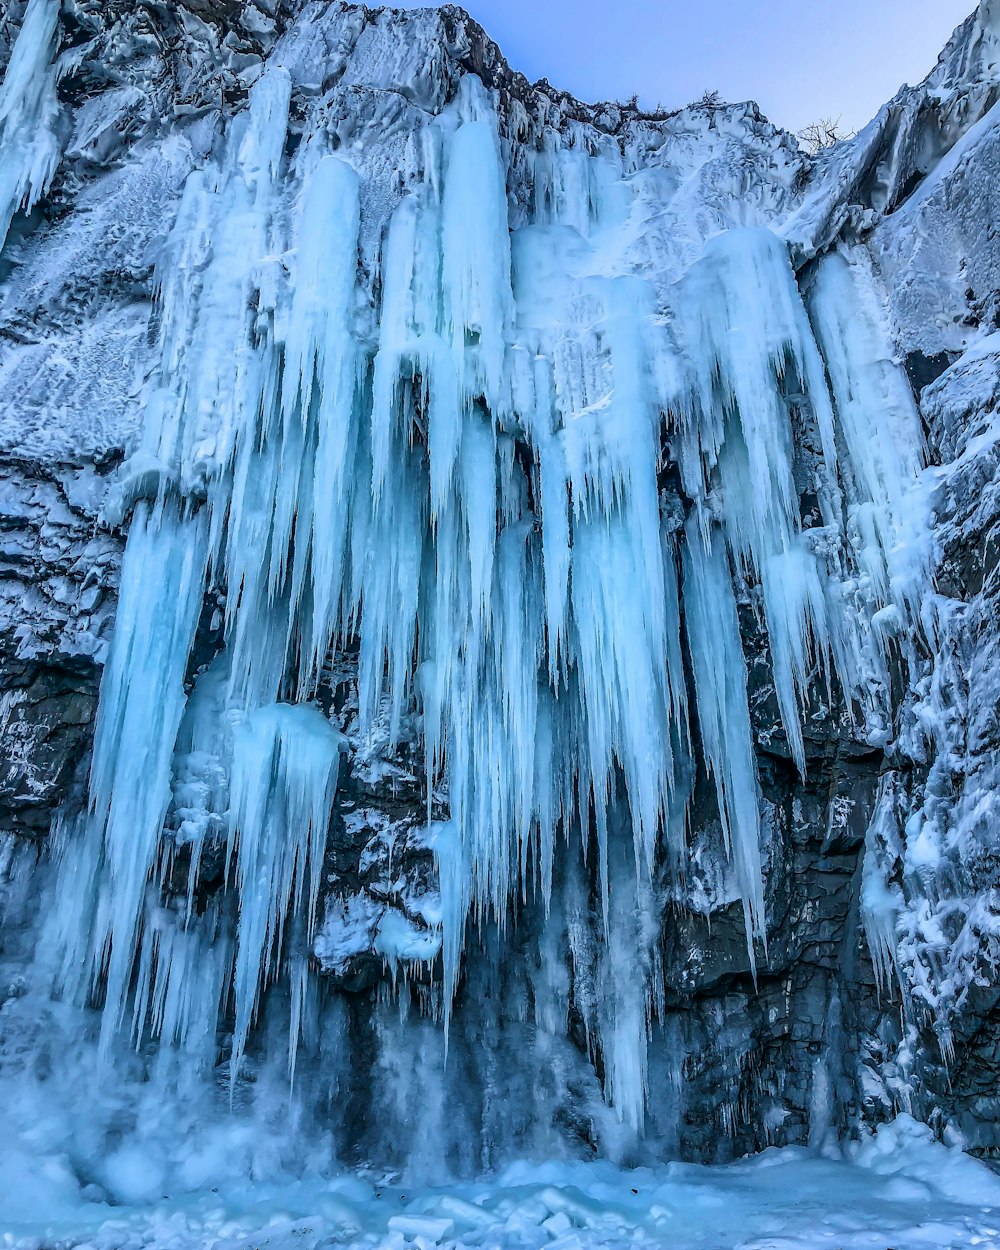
[0,0,998,1186]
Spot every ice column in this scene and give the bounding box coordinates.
[678,227,840,775]
[0,0,62,253]
[53,500,210,1045]
[287,156,363,686]
[47,68,296,1053]
[227,704,344,1076]
[806,248,929,626]
[681,518,766,949]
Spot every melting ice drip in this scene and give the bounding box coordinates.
[7,18,929,1144]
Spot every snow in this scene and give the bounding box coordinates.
[1,1117,999,1250]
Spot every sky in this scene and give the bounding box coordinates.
[408,0,978,135]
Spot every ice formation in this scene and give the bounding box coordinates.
[0,0,61,254]
[43,47,923,1115]
[1,0,998,1219]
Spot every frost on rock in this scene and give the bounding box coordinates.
[0,0,995,1206]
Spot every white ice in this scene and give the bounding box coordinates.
[1,1115,998,1250]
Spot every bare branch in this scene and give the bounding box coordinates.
[797,114,856,155]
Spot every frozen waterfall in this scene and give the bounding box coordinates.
[0,0,943,1193]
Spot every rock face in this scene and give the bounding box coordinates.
[0,0,999,1188]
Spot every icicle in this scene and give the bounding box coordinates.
[431,820,466,1037]
[512,214,690,905]
[170,652,233,918]
[678,227,839,530]
[861,779,905,998]
[227,703,344,1078]
[74,499,209,1046]
[677,227,842,775]
[29,46,950,1152]
[370,191,441,503]
[286,156,362,683]
[533,406,572,682]
[364,188,443,743]
[0,0,61,254]
[760,541,833,773]
[806,248,930,622]
[601,832,660,1135]
[358,443,425,745]
[527,127,627,235]
[441,77,514,417]
[150,66,292,491]
[132,902,233,1057]
[571,512,680,901]
[433,510,541,938]
[681,517,765,953]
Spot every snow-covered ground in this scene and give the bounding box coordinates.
[2,1118,999,1250]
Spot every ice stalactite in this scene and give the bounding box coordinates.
[432,820,467,1026]
[676,227,841,779]
[0,0,62,255]
[805,247,931,716]
[47,499,210,1047]
[224,149,363,712]
[227,704,344,1078]
[860,779,906,998]
[150,65,292,490]
[45,66,308,1041]
[591,834,663,1136]
[802,249,936,1065]
[285,156,363,690]
[441,82,515,418]
[806,251,925,576]
[680,519,766,949]
[131,902,234,1061]
[506,214,692,930]
[524,126,628,235]
[167,655,233,918]
[365,87,543,965]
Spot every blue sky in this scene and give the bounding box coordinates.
[410,0,977,134]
